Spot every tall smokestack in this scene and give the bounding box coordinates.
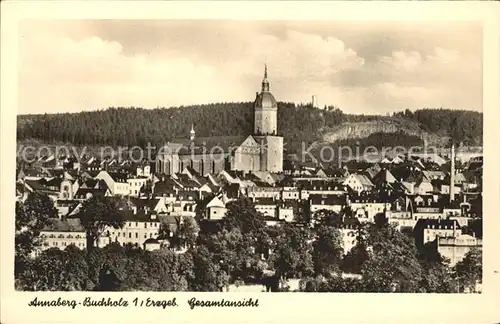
[450,142,455,203]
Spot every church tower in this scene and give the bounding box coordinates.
[253,64,283,173]
[254,64,278,135]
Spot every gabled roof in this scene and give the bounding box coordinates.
[365,164,382,179]
[107,171,129,183]
[349,173,374,187]
[24,179,58,193]
[372,169,397,185]
[130,197,162,210]
[206,196,225,208]
[154,178,179,195]
[175,173,200,189]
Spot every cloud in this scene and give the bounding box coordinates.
[18,20,482,115]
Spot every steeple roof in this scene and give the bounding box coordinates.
[261,64,270,92]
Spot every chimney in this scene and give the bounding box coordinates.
[450,143,455,203]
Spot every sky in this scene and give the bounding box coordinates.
[18,20,482,115]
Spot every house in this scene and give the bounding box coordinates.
[343,174,374,194]
[143,238,161,251]
[372,169,397,186]
[281,186,300,201]
[127,176,148,197]
[58,178,79,200]
[254,197,278,218]
[299,180,346,200]
[414,177,434,195]
[17,168,45,182]
[95,171,130,196]
[38,218,87,253]
[349,198,390,223]
[23,179,59,200]
[277,203,295,222]
[309,194,346,215]
[386,211,416,231]
[414,218,461,246]
[437,234,482,267]
[54,200,81,218]
[136,163,152,179]
[422,170,446,181]
[130,197,168,214]
[364,163,382,180]
[248,186,281,200]
[391,156,404,164]
[252,171,276,186]
[104,211,161,248]
[205,196,227,220]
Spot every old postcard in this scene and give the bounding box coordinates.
[1,1,499,323]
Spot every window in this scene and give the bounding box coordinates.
[144,234,147,239]
[145,223,147,228]
[135,222,138,227]
[129,233,132,238]
[135,233,138,238]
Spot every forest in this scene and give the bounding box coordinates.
[17,104,483,153]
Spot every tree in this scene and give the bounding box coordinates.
[312,224,343,277]
[312,209,342,228]
[15,193,56,258]
[419,261,455,293]
[341,241,369,274]
[362,224,423,292]
[157,222,173,242]
[76,196,126,251]
[197,227,262,285]
[178,216,200,248]
[269,224,314,280]
[15,192,56,288]
[189,245,227,291]
[60,245,91,290]
[454,248,482,293]
[94,243,128,291]
[222,198,266,236]
[17,245,89,291]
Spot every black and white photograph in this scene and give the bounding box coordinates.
[12,17,486,294]
[2,1,500,323]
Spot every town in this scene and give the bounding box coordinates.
[15,67,483,293]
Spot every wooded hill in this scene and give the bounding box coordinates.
[17,103,483,153]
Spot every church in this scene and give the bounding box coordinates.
[155,65,284,175]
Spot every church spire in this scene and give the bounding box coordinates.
[261,63,270,92]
